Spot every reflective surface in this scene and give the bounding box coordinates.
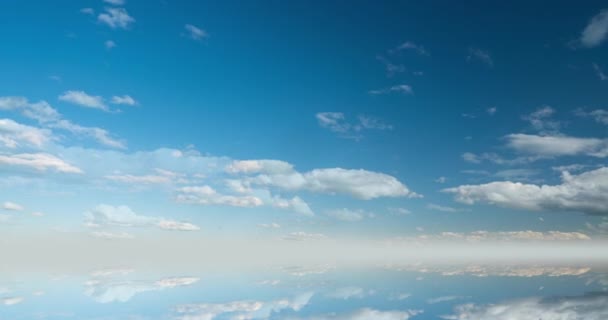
[2,262,608,319]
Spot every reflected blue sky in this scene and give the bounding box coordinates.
[1,263,608,319]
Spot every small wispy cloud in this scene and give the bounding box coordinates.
[467,47,493,67]
[103,0,125,5]
[426,203,466,213]
[80,8,94,15]
[105,40,116,49]
[111,95,137,106]
[390,41,429,56]
[59,90,108,111]
[184,24,208,40]
[593,63,608,80]
[316,112,393,140]
[369,84,413,95]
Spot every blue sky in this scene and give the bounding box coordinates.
[1,0,608,243]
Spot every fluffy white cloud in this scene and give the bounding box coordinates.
[227,160,416,200]
[111,95,137,106]
[51,120,125,149]
[174,292,313,320]
[0,119,51,148]
[505,134,608,157]
[184,24,208,40]
[85,204,199,233]
[2,201,24,211]
[59,90,108,111]
[0,153,82,173]
[98,7,135,29]
[444,167,608,215]
[581,9,608,48]
[443,293,608,320]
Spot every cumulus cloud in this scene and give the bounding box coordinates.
[444,167,608,215]
[184,24,208,40]
[59,90,108,111]
[173,292,313,320]
[443,292,608,320]
[226,160,416,200]
[84,204,199,233]
[98,7,135,29]
[0,153,82,173]
[505,134,608,158]
[580,9,608,48]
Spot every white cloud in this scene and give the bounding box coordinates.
[176,186,264,207]
[435,176,447,183]
[2,201,24,211]
[105,169,182,185]
[110,95,137,106]
[0,153,82,173]
[85,204,200,232]
[325,287,367,300]
[1,297,24,306]
[581,9,608,48]
[282,231,328,241]
[427,296,467,304]
[486,107,497,115]
[103,0,125,5]
[184,24,208,40]
[98,7,135,29]
[326,208,366,222]
[505,134,608,158]
[315,113,393,139]
[257,222,281,229]
[443,292,608,320]
[0,96,124,149]
[467,47,493,67]
[426,203,465,213]
[576,108,608,125]
[444,167,608,215]
[0,118,51,148]
[174,292,313,320]
[81,8,95,15]
[389,207,411,215]
[295,308,422,320]
[522,106,560,134]
[227,160,416,200]
[105,40,116,49]
[270,195,314,216]
[369,84,413,95]
[85,276,199,303]
[59,90,108,111]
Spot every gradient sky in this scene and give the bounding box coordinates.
[1,0,608,244]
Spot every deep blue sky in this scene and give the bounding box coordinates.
[0,0,608,240]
